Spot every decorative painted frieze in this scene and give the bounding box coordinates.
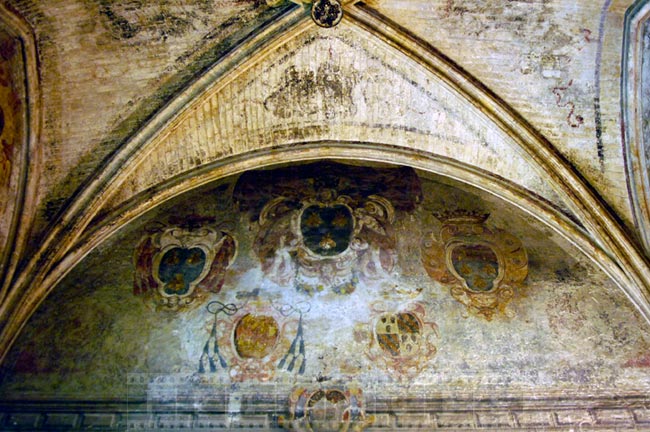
[422,212,528,320]
[3,395,650,430]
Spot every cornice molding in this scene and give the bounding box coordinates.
[1,392,649,430]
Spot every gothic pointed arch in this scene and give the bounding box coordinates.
[1,2,650,368]
[623,0,650,254]
[0,5,41,309]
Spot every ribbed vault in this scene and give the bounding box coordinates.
[1,1,650,429]
[1,2,650,367]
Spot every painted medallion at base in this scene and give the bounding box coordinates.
[308,390,347,432]
[281,387,373,432]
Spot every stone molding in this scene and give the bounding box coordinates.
[0,4,41,320]
[1,395,650,431]
[622,0,650,255]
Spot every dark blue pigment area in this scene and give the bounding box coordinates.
[300,205,353,256]
[158,247,206,295]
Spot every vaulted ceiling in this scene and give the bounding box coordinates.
[0,0,650,430]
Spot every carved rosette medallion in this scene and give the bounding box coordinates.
[311,0,343,28]
[280,387,373,432]
[255,189,396,294]
[422,213,528,320]
[366,303,438,376]
[134,225,237,309]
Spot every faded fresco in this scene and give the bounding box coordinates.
[1,161,649,412]
[134,219,237,309]
[235,163,420,295]
[103,22,570,221]
[280,387,373,431]
[0,28,25,280]
[1,0,649,427]
[10,0,291,259]
[422,212,528,320]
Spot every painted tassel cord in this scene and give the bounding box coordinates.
[278,313,306,375]
[198,301,238,373]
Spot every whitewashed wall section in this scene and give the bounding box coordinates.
[101,21,569,217]
[372,0,633,226]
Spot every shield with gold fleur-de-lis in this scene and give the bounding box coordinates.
[300,204,354,257]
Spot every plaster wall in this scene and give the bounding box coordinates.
[375,0,634,224]
[1,164,648,404]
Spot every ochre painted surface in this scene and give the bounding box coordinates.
[2,0,637,255]
[102,21,570,220]
[1,162,648,403]
[6,0,292,257]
